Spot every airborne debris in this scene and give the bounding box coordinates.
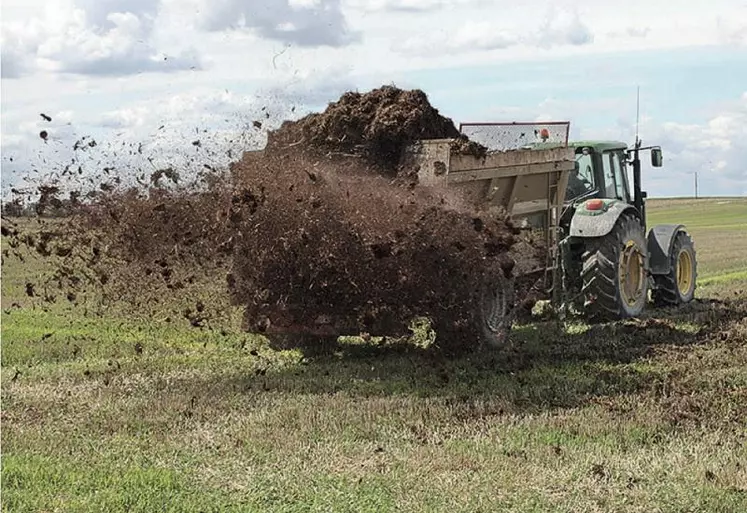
[73,137,97,151]
[150,167,180,186]
[6,85,524,353]
[227,85,516,350]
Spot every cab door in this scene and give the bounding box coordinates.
[601,150,631,202]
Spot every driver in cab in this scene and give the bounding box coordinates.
[567,161,594,199]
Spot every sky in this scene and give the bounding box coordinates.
[2,0,747,198]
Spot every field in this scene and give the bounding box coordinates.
[2,197,746,512]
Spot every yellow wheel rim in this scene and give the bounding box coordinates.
[676,249,694,296]
[619,241,645,306]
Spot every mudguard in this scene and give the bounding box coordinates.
[569,200,638,238]
[647,224,685,275]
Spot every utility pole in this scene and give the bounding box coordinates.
[694,171,699,199]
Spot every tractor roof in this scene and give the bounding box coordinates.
[568,140,629,152]
[521,140,629,152]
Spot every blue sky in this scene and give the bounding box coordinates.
[406,46,747,124]
[2,0,746,199]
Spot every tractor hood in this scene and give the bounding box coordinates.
[570,199,638,238]
[574,198,619,216]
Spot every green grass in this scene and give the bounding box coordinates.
[3,198,747,512]
[647,197,747,280]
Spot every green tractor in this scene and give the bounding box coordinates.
[552,139,697,321]
[450,121,698,344]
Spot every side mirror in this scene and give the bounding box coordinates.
[651,148,663,167]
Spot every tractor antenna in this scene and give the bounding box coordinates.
[635,86,641,149]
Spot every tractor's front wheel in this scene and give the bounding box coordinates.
[652,231,697,306]
[581,212,649,320]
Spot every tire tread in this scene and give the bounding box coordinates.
[652,231,697,306]
[581,212,647,321]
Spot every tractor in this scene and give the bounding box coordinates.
[455,121,699,345]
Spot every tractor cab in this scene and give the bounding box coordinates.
[565,141,631,204]
[518,139,651,209]
[562,140,664,229]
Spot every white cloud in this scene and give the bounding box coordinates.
[715,10,747,45]
[449,22,519,51]
[190,0,360,47]
[573,92,747,196]
[658,93,747,183]
[0,0,200,78]
[100,107,152,129]
[399,24,517,55]
[97,89,267,134]
[397,9,593,56]
[92,68,355,134]
[345,0,483,12]
[608,27,651,40]
[0,41,30,79]
[536,9,593,47]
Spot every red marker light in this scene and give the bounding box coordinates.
[540,128,550,140]
[586,199,604,211]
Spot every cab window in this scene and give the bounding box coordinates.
[567,152,595,199]
[611,151,629,201]
[602,151,629,201]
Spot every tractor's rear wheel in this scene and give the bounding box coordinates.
[478,273,515,347]
[652,231,697,306]
[581,212,648,320]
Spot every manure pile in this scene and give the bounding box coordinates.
[226,86,524,348]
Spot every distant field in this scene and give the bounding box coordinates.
[646,197,747,284]
[2,198,746,512]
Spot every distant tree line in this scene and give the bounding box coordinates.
[1,200,79,218]
[1,188,82,218]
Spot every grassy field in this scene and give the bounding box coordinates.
[647,197,747,284]
[2,198,747,512]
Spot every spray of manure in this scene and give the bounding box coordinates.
[3,85,536,352]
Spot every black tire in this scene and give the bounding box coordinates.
[652,231,697,306]
[478,273,516,347]
[581,212,648,321]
